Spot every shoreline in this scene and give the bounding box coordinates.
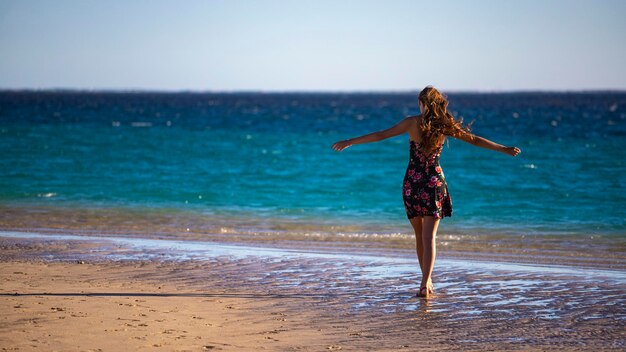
[2,231,626,280]
[1,203,624,270]
[1,231,625,350]
[2,228,624,270]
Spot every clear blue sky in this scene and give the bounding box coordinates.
[1,0,625,91]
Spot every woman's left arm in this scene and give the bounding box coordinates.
[332,117,413,152]
[451,130,521,156]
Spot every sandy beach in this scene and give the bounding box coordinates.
[1,231,625,351]
[1,260,331,351]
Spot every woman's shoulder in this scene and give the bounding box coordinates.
[405,114,422,123]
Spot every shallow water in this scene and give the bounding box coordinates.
[2,205,624,269]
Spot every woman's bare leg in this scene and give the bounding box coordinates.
[409,217,424,271]
[419,216,440,298]
[409,217,433,294]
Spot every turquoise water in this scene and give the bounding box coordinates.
[1,91,624,237]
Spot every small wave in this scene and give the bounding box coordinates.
[131,122,152,127]
[524,164,538,169]
[37,192,57,198]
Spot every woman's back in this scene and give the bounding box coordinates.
[406,115,424,143]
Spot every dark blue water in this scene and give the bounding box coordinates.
[1,91,624,238]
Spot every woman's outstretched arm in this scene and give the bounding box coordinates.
[332,117,413,152]
[451,130,521,156]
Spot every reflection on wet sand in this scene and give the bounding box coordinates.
[1,231,625,349]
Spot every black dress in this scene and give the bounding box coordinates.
[402,140,452,219]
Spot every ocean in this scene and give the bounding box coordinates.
[1,91,625,265]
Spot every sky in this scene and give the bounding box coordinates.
[0,0,625,92]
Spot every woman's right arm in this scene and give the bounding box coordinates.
[332,117,413,152]
[451,130,521,156]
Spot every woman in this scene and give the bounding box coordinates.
[332,86,520,298]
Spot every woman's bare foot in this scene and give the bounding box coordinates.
[417,286,429,298]
[427,279,434,294]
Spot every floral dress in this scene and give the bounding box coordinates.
[402,140,452,219]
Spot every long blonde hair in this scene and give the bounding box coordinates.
[417,86,471,154]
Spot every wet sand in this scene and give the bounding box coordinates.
[1,232,625,351]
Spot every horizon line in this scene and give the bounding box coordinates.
[1,87,625,94]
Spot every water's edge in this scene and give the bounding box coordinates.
[2,230,625,282]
